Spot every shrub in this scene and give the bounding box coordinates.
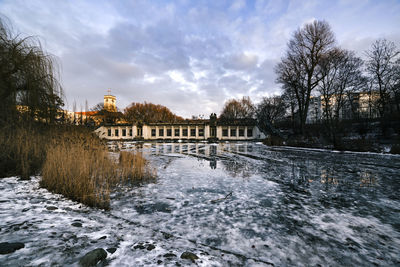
[263,135,284,146]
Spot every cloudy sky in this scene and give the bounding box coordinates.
[1,0,399,117]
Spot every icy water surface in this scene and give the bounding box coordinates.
[1,142,400,266]
[111,142,400,266]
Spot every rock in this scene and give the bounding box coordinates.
[0,242,25,254]
[98,236,107,240]
[106,248,117,254]
[147,244,156,251]
[157,260,163,264]
[72,222,82,227]
[133,244,146,250]
[79,248,107,267]
[162,232,173,239]
[163,253,176,258]
[180,251,199,262]
[46,206,58,211]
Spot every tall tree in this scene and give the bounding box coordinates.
[124,102,184,124]
[365,39,400,117]
[0,16,63,125]
[275,20,335,134]
[393,58,400,113]
[318,48,364,145]
[220,96,255,119]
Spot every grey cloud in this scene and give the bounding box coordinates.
[3,0,398,117]
[223,53,259,70]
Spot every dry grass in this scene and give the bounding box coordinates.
[119,151,155,183]
[0,125,47,179]
[0,124,155,209]
[40,128,155,209]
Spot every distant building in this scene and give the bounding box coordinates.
[63,90,124,125]
[306,96,322,124]
[306,91,381,123]
[103,90,117,112]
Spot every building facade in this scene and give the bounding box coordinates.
[95,117,265,141]
[104,90,117,112]
[306,91,381,123]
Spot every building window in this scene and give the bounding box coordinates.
[247,128,253,137]
[159,128,164,137]
[122,129,126,136]
[239,128,245,137]
[190,128,196,136]
[230,128,236,137]
[198,128,204,137]
[174,128,180,136]
[115,129,119,136]
[182,129,188,136]
[222,129,228,137]
[107,129,111,136]
[167,128,172,137]
[151,128,156,137]
[129,129,132,136]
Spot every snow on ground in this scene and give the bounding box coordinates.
[1,142,400,266]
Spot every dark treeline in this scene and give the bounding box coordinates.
[220,20,400,151]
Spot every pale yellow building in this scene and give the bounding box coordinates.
[104,90,117,112]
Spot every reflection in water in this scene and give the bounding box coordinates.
[359,171,377,187]
[107,140,400,266]
[110,141,390,189]
[320,168,339,185]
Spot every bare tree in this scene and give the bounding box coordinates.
[365,39,400,117]
[391,58,400,113]
[220,96,255,119]
[281,85,298,130]
[256,95,287,124]
[275,20,335,134]
[318,48,364,145]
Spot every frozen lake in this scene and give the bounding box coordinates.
[1,142,400,266]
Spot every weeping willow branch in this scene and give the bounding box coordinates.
[0,16,64,125]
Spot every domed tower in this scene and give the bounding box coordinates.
[104,89,117,112]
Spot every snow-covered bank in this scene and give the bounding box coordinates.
[0,177,244,266]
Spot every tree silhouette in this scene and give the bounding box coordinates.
[275,20,335,134]
[0,16,64,125]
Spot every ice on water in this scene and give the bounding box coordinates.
[1,142,400,266]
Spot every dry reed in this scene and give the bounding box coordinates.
[1,124,155,209]
[0,125,47,179]
[40,127,155,209]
